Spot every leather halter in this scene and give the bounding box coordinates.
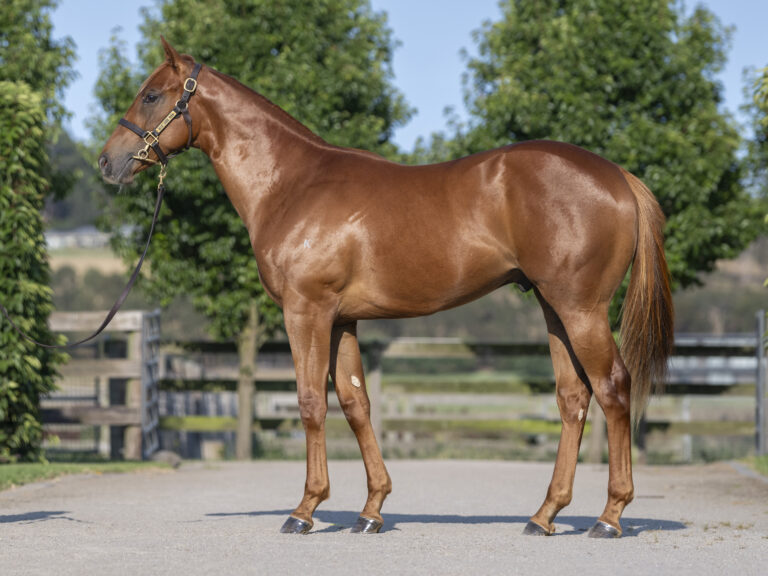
[118,62,202,166]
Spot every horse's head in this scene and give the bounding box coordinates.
[99,38,201,185]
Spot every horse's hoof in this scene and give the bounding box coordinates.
[351,516,383,534]
[522,521,552,536]
[587,520,621,538]
[280,516,312,534]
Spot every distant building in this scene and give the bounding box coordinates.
[45,226,111,250]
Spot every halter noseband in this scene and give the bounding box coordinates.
[118,62,203,167]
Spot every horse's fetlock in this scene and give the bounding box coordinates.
[306,479,330,501]
[548,487,573,509]
[368,479,393,499]
[608,483,634,506]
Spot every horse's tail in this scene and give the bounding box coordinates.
[619,169,674,423]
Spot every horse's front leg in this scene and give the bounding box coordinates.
[330,322,392,533]
[280,304,333,535]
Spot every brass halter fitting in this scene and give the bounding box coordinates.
[118,62,202,168]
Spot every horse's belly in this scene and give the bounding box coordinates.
[339,246,516,321]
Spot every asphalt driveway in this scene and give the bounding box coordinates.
[1,460,766,575]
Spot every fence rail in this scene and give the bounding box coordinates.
[45,310,768,462]
[157,330,766,463]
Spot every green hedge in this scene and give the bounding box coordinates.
[0,80,66,463]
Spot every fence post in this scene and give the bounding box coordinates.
[124,328,143,460]
[140,310,161,459]
[757,310,766,456]
[236,303,259,460]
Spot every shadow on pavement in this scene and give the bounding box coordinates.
[0,510,77,524]
[206,509,686,536]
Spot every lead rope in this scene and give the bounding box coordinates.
[0,170,167,349]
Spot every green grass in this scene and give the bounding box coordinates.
[750,455,768,477]
[0,461,170,492]
[383,372,548,394]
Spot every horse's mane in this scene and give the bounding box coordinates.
[205,65,327,146]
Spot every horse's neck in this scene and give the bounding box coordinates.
[194,69,327,235]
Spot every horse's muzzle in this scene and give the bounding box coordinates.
[98,151,136,185]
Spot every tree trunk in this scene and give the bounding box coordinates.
[236,302,259,460]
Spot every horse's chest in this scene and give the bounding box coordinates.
[255,238,349,309]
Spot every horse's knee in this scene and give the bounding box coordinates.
[339,393,370,429]
[298,389,327,430]
[556,386,590,425]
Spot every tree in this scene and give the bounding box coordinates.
[0,0,75,129]
[750,66,768,287]
[0,83,68,462]
[0,0,74,463]
[91,0,411,458]
[44,132,107,230]
[426,0,762,319]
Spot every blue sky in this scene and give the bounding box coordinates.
[52,0,768,151]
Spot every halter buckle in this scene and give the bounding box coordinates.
[183,77,198,93]
[143,132,160,147]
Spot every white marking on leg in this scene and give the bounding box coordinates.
[303,238,311,249]
[350,375,361,388]
[578,408,584,422]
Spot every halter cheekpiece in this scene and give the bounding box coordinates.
[118,62,203,167]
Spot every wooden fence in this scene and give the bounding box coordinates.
[42,310,160,460]
[157,328,767,463]
[44,310,768,463]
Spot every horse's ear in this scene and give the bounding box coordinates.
[161,36,183,69]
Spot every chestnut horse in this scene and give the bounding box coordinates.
[100,39,673,538]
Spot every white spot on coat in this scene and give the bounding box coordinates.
[303,238,311,249]
[350,375,361,388]
[578,408,584,422]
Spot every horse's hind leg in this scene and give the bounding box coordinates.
[330,322,392,533]
[552,302,634,538]
[525,292,592,536]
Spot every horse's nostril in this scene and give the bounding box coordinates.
[98,153,109,171]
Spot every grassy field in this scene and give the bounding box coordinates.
[0,462,170,492]
[751,455,768,476]
[49,246,125,276]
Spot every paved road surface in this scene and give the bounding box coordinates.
[1,460,767,575]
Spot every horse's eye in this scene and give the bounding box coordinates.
[142,92,160,105]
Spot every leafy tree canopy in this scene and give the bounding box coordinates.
[0,0,74,462]
[0,0,76,129]
[0,82,67,462]
[750,65,768,286]
[748,66,768,197]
